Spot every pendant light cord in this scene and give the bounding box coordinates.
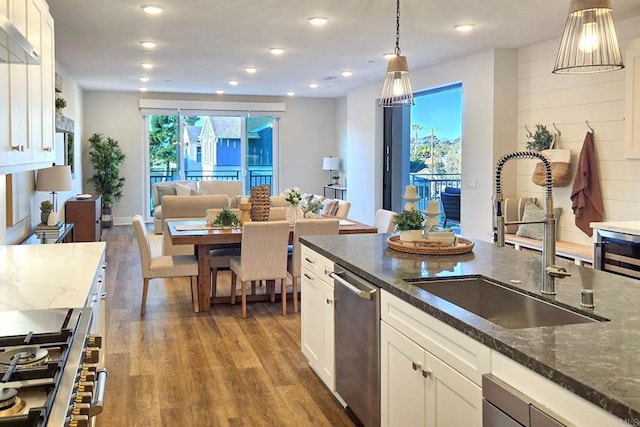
[395,0,401,56]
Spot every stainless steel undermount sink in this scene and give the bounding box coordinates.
[405,277,608,329]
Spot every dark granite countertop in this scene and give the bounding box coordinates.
[301,233,640,423]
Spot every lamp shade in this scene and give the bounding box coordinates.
[553,0,624,74]
[36,165,72,192]
[379,55,414,107]
[322,157,340,171]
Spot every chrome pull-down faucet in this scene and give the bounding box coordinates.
[493,151,570,295]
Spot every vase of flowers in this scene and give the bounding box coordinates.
[302,198,324,219]
[283,187,304,224]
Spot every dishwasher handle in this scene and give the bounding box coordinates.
[329,271,376,300]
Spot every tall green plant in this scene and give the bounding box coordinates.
[87,133,126,208]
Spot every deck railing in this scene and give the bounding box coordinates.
[409,173,461,212]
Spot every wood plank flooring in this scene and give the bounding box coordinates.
[98,225,355,427]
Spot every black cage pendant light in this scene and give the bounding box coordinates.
[553,0,624,74]
[379,0,414,107]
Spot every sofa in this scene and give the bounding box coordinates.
[153,180,243,233]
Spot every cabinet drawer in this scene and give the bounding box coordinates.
[381,290,491,386]
[301,245,334,280]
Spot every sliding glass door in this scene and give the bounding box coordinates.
[145,113,277,217]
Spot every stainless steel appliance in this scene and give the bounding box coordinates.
[331,266,380,427]
[482,374,565,426]
[0,308,106,426]
[594,229,640,280]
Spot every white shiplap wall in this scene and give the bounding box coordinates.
[517,16,640,247]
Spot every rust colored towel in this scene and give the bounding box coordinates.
[570,131,603,237]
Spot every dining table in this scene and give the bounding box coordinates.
[166,217,379,312]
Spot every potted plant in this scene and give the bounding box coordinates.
[87,133,126,228]
[526,123,553,151]
[39,200,53,224]
[213,207,240,227]
[394,209,425,242]
[55,96,67,113]
[332,175,340,186]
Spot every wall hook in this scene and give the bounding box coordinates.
[586,121,594,133]
[524,125,533,138]
[552,123,561,137]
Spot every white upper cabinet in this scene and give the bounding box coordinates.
[0,0,54,173]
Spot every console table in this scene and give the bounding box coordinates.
[22,223,75,245]
[323,185,347,200]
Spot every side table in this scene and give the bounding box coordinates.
[22,223,75,245]
[323,185,347,200]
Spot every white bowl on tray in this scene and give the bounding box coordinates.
[424,230,456,246]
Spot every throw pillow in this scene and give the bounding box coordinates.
[516,201,562,240]
[175,183,192,196]
[323,200,340,216]
[155,184,176,205]
[190,189,205,196]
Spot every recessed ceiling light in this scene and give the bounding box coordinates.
[140,62,154,69]
[308,83,319,89]
[139,76,150,82]
[140,4,163,14]
[216,90,224,94]
[139,87,148,92]
[383,52,396,59]
[269,48,285,55]
[140,41,157,49]
[308,17,328,26]
[228,80,238,86]
[286,91,295,96]
[245,67,257,74]
[454,23,475,32]
[340,70,353,77]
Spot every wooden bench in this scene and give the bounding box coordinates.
[505,234,593,266]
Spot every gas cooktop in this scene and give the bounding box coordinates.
[0,308,104,427]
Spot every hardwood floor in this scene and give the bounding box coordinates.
[99,225,355,427]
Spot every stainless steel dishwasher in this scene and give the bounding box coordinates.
[483,374,566,426]
[330,265,380,427]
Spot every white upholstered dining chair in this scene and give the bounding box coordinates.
[206,208,242,298]
[286,219,339,314]
[132,215,199,315]
[373,209,398,233]
[229,221,290,318]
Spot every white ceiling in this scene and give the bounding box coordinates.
[47,0,640,98]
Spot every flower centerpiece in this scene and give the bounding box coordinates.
[302,198,324,219]
[283,187,303,224]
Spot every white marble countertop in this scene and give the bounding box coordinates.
[0,242,106,311]
[590,221,640,236]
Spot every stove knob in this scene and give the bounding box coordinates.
[77,381,94,393]
[71,403,91,416]
[68,414,89,427]
[74,391,93,404]
[87,335,103,348]
[80,364,97,374]
[78,370,96,382]
[83,348,100,364]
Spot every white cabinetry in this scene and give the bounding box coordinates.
[380,290,488,427]
[300,245,336,391]
[0,0,54,172]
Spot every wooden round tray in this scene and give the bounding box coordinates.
[387,234,474,255]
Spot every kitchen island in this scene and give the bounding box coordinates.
[0,242,106,310]
[301,233,640,425]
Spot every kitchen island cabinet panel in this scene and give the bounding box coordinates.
[381,290,491,386]
[66,194,102,242]
[300,245,336,391]
[381,295,483,427]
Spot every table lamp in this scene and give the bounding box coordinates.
[322,156,340,186]
[36,165,72,212]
